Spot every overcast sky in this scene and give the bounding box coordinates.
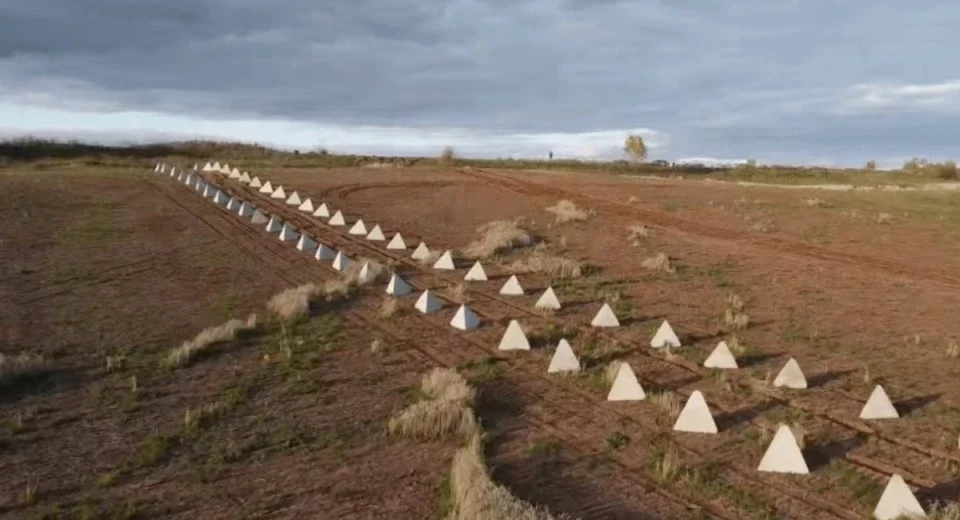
[2,1,959,167]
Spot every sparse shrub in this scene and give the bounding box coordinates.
[545,199,594,223]
[342,258,385,286]
[0,353,47,387]
[641,252,675,273]
[628,224,651,245]
[165,314,258,368]
[947,341,959,359]
[865,160,877,171]
[388,368,477,440]
[379,297,398,319]
[652,445,681,483]
[268,284,320,322]
[370,338,384,353]
[509,250,585,279]
[105,354,126,373]
[722,293,749,331]
[649,390,681,419]
[803,198,829,208]
[623,134,647,162]
[726,334,745,355]
[417,250,443,266]
[438,146,456,167]
[462,219,539,258]
[445,282,468,304]
[875,212,893,224]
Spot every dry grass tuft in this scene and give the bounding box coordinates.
[379,296,398,319]
[803,198,830,208]
[652,445,682,483]
[722,293,750,331]
[602,360,624,388]
[875,212,894,224]
[545,199,594,223]
[267,284,324,322]
[370,338,384,353]
[726,334,745,355]
[929,501,960,520]
[342,258,386,286]
[417,250,443,266]
[463,219,539,259]
[947,341,960,359]
[641,252,675,273]
[388,368,477,440]
[448,432,561,520]
[509,250,585,279]
[0,353,47,387]
[438,146,457,167]
[165,314,258,368]
[628,224,651,245]
[649,390,681,419]
[444,282,469,304]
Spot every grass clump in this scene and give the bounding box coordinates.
[165,314,258,368]
[438,146,457,167]
[649,390,682,420]
[462,219,539,259]
[509,249,585,279]
[388,368,477,440]
[379,297,398,319]
[641,252,675,273]
[0,353,47,388]
[628,224,651,245]
[722,293,750,331]
[545,199,594,223]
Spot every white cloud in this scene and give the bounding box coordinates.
[846,79,960,111]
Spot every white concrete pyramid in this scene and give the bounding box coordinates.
[434,250,455,270]
[279,222,299,242]
[591,303,620,327]
[238,201,255,218]
[229,167,241,179]
[650,320,681,348]
[154,163,160,172]
[203,162,212,171]
[226,196,241,211]
[547,339,580,374]
[386,233,407,250]
[296,233,318,252]
[773,358,808,389]
[498,320,530,351]
[499,275,524,295]
[265,215,282,233]
[259,180,274,193]
[177,172,185,182]
[168,167,175,177]
[385,274,412,297]
[535,287,561,310]
[757,424,809,474]
[328,211,346,226]
[192,163,198,171]
[607,363,645,401]
[250,176,263,188]
[450,305,480,330]
[332,251,352,272]
[464,261,488,281]
[357,262,376,284]
[203,184,216,198]
[195,180,207,193]
[367,225,386,241]
[270,185,287,200]
[251,209,268,224]
[415,290,443,314]
[212,161,221,171]
[873,474,926,520]
[314,243,336,260]
[860,385,899,420]
[286,191,302,206]
[411,242,431,260]
[298,198,315,213]
[184,172,193,185]
[240,171,251,184]
[703,341,738,369]
[313,203,330,218]
[348,219,368,235]
[213,190,229,207]
[673,391,718,434]
[220,163,231,174]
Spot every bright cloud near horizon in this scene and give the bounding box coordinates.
[2,1,960,168]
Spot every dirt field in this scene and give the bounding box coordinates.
[3,159,960,519]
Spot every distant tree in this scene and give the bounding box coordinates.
[746,158,757,167]
[623,135,647,162]
[865,160,877,171]
[438,146,456,167]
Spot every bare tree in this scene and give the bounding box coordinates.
[623,135,647,162]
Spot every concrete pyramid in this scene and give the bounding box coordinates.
[203,162,213,171]
[348,219,368,235]
[411,242,431,260]
[220,163,231,174]
[703,341,738,369]
[367,225,386,241]
[385,274,412,297]
[328,211,346,226]
[226,196,241,211]
[499,275,524,295]
[259,180,274,194]
[251,209,268,224]
[873,474,926,520]
[773,358,808,389]
[673,391,718,434]
[169,167,176,177]
[195,179,206,193]
[250,176,263,188]
[415,290,443,314]
[332,251,352,272]
[154,163,160,172]
[358,262,376,284]
[238,201,255,218]
[270,185,287,200]
[213,190,229,207]
[591,303,620,327]
[464,261,488,281]
[279,222,299,242]
[177,171,185,182]
[184,172,194,185]
[860,385,899,420]
[240,171,251,184]
[286,191,301,206]
[757,424,809,474]
[192,163,198,171]
[434,250,455,270]
[547,339,580,374]
[650,320,681,348]
[202,184,215,198]
[265,215,282,233]
[498,320,530,351]
[535,287,561,310]
[450,305,480,331]
[212,161,221,171]
[296,233,318,252]
[386,233,407,250]
[229,167,241,179]
[298,198,315,213]
[313,203,330,218]
[314,243,336,260]
[607,363,645,401]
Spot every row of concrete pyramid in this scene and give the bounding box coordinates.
[155,161,931,520]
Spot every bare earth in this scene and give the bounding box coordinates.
[3,161,960,519]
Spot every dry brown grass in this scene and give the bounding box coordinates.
[509,249,584,279]
[802,198,830,208]
[0,353,47,387]
[444,282,469,304]
[342,258,386,285]
[641,252,675,273]
[418,250,443,266]
[388,368,477,440]
[266,275,368,322]
[448,432,561,520]
[628,224,651,245]
[875,212,894,224]
[165,314,258,368]
[929,501,960,520]
[649,390,681,419]
[462,219,539,259]
[947,341,960,359]
[545,199,594,223]
[379,296,398,318]
[722,293,749,330]
[602,360,623,387]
